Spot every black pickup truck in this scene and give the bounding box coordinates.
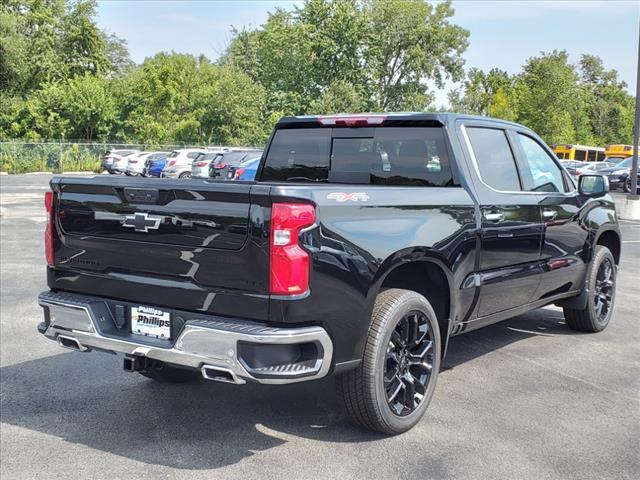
[38,113,621,434]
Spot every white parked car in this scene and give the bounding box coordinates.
[112,151,142,174]
[161,149,208,179]
[126,151,170,176]
[102,149,140,174]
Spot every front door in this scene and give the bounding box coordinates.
[510,131,589,299]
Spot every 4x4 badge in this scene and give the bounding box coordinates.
[326,192,370,202]
[122,212,163,233]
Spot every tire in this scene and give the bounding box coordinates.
[336,289,441,435]
[179,172,191,179]
[563,246,616,332]
[139,362,201,383]
[623,178,630,193]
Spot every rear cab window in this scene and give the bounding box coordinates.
[260,126,455,186]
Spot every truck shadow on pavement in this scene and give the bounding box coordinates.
[0,307,582,470]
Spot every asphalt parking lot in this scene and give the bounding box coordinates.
[1,174,639,480]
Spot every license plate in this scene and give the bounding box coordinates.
[131,306,171,339]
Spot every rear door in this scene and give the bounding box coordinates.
[461,123,543,318]
[50,177,271,320]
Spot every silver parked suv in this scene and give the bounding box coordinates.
[161,149,207,179]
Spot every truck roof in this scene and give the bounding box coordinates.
[277,112,528,131]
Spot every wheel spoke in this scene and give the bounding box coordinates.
[402,374,416,411]
[390,330,406,349]
[409,340,433,363]
[387,375,404,402]
[408,314,419,346]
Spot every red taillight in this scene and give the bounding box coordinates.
[194,161,208,167]
[317,114,387,127]
[44,191,55,266]
[269,203,316,295]
[167,160,177,167]
[234,168,245,179]
[213,163,227,169]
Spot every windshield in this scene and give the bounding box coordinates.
[606,156,628,164]
[615,158,634,168]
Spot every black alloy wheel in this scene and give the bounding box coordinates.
[384,311,434,416]
[563,245,616,332]
[593,257,614,323]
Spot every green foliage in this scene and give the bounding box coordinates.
[225,0,469,112]
[0,0,635,170]
[452,50,635,146]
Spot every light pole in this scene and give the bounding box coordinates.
[630,22,640,200]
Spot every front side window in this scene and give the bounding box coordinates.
[466,127,521,191]
[517,134,567,193]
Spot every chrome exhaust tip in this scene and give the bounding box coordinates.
[201,365,245,384]
[57,334,89,352]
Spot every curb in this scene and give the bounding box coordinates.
[616,197,640,221]
[60,171,97,175]
[0,172,8,176]
[25,171,53,175]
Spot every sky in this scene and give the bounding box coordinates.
[96,0,640,108]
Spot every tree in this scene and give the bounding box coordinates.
[26,74,117,140]
[224,0,470,113]
[578,54,634,145]
[60,0,109,77]
[448,67,513,115]
[102,32,134,77]
[311,80,368,114]
[515,50,581,144]
[363,0,468,110]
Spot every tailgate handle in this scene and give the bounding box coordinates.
[124,188,159,204]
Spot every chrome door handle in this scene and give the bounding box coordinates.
[484,211,504,222]
[542,209,557,220]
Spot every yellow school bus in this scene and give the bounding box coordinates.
[604,144,634,161]
[552,144,606,162]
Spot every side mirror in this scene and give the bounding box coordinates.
[579,174,608,196]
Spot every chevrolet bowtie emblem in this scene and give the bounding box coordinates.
[122,212,163,233]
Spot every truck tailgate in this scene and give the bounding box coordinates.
[49,176,271,320]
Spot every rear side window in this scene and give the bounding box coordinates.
[261,127,454,186]
[187,152,200,159]
[466,127,521,191]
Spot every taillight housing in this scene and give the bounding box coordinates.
[234,168,245,179]
[194,161,208,167]
[213,163,227,169]
[44,191,55,266]
[269,203,316,295]
[167,159,177,167]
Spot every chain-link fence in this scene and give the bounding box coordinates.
[0,141,213,174]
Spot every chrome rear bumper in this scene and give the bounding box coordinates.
[38,291,333,384]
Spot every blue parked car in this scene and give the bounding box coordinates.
[147,154,169,177]
[226,155,262,181]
